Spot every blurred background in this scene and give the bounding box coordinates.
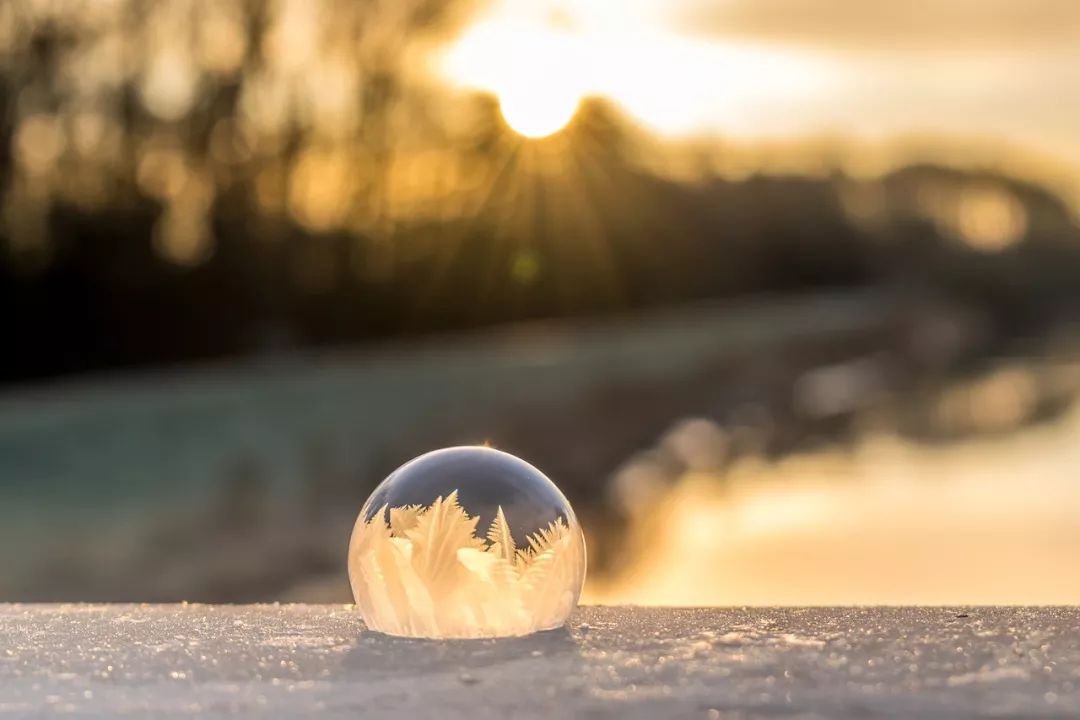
[3,0,1080,605]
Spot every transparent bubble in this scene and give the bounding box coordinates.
[348,446,587,638]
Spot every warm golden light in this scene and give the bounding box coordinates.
[440,20,585,139]
[498,84,580,138]
[587,366,1080,606]
[436,1,842,139]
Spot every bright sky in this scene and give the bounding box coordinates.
[438,0,1080,168]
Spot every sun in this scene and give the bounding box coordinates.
[439,3,843,141]
[497,80,581,138]
[439,21,586,139]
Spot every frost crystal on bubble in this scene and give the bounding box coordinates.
[347,447,587,638]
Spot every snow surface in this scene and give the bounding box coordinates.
[2,605,1078,718]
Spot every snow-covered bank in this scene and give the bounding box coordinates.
[2,604,1078,718]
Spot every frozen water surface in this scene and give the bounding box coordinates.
[2,605,1080,718]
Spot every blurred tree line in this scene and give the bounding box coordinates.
[3,0,1080,384]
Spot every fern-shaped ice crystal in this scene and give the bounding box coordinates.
[348,493,586,638]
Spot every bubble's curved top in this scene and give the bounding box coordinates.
[362,446,575,547]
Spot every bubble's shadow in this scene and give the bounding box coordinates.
[342,625,580,676]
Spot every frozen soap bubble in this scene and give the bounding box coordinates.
[348,446,587,638]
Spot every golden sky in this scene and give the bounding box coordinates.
[440,0,1080,173]
[682,0,1080,48]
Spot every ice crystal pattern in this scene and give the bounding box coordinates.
[349,490,586,638]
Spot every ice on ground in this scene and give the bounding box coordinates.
[2,605,1079,718]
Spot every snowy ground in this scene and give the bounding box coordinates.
[2,605,1078,718]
